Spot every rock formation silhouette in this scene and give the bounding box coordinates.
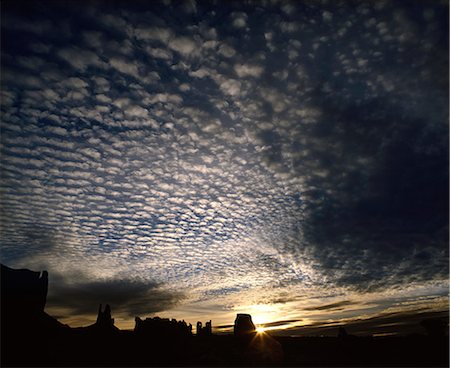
[134,316,192,339]
[1,264,48,313]
[1,264,66,332]
[338,326,348,338]
[95,303,118,331]
[420,318,448,337]
[196,320,212,336]
[234,313,256,336]
[231,313,284,365]
[1,264,67,366]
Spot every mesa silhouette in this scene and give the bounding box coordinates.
[1,264,448,367]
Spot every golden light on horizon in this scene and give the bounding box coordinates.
[239,303,280,325]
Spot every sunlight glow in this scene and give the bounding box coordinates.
[256,326,266,333]
[238,304,281,325]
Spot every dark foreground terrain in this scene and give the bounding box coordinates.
[279,335,449,367]
[3,329,449,367]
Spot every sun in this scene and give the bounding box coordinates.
[256,326,266,334]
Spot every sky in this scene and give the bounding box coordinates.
[1,0,448,334]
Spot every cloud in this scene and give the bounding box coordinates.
[291,98,449,290]
[303,301,355,311]
[145,46,173,61]
[234,63,264,78]
[211,81,237,97]
[279,21,299,33]
[281,3,296,15]
[168,36,198,56]
[260,319,302,328]
[109,57,141,78]
[279,309,450,337]
[57,48,102,71]
[48,274,184,318]
[322,10,333,22]
[230,12,247,29]
[218,43,236,58]
[2,16,53,35]
[134,27,173,43]
[124,105,149,118]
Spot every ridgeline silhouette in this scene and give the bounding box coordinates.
[1,264,448,367]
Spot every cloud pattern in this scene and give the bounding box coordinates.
[1,0,448,327]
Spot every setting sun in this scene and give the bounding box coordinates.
[256,326,266,334]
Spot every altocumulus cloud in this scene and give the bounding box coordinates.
[0,0,448,328]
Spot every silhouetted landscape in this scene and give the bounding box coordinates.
[2,264,448,367]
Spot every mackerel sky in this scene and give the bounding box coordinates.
[1,0,448,332]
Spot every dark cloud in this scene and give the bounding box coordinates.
[277,310,449,337]
[215,319,304,330]
[303,301,355,311]
[298,97,449,289]
[260,319,302,328]
[215,324,234,330]
[48,273,184,318]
